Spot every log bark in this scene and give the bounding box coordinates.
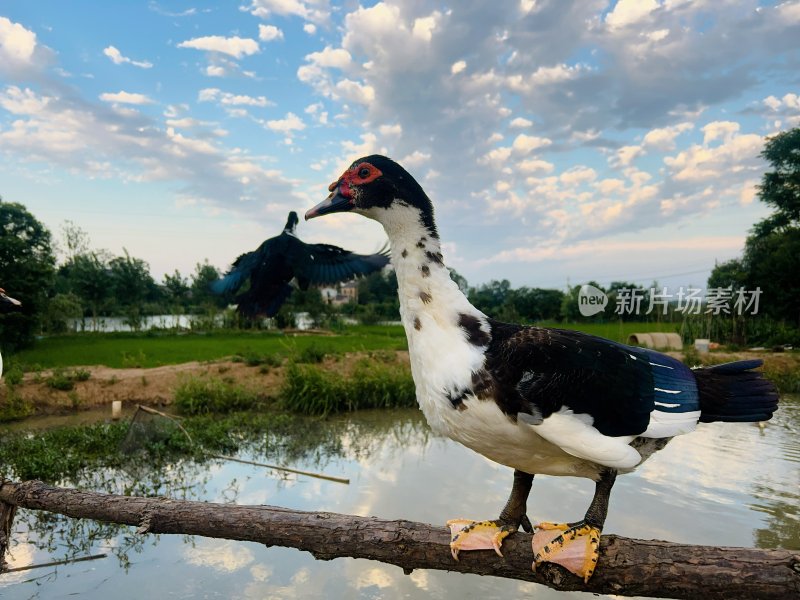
[1,480,798,599]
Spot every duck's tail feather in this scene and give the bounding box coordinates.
[694,360,779,423]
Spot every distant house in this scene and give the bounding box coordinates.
[320,280,359,306]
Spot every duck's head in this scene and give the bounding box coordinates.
[305,155,438,238]
[284,211,300,235]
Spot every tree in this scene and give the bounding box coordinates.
[44,292,83,334]
[712,127,800,329]
[163,270,190,313]
[468,279,512,317]
[109,249,158,330]
[190,260,227,312]
[752,127,800,236]
[61,251,114,326]
[0,200,56,350]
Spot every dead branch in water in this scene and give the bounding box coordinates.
[0,480,797,599]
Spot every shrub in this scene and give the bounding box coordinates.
[280,359,416,415]
[0,392,33,422]
[44,368,92,391]
[174,375,265,415]
[295,344,326,364]
[4,365,24,387]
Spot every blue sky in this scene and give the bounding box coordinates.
[1,0,799,292]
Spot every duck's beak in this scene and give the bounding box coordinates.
[305,179,354,220]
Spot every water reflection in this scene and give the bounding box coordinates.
[1,397,798,599]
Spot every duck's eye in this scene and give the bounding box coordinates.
[358,167,371,179]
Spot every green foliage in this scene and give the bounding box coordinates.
[706,127,800,332]
[173,375,266,415]
[191,260,227,312]
[44,292,83,334]
[0,411,306,482]
[742,228,800,326]
[294,343,327,363]
[162,269,190,310]
[762,359,800,394]
[13,327,408,369]
[0,200,56,350]
[280,359,416,415]
[0,392,33,422]
[754,127,800,235]
[44,367,91,391]
[121,349,148,368]
[234,350,284,367]
[3,364,23,387]
[57,251,114,321]
[470,279,565,323]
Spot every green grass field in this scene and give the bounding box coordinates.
[536,320,680,342]
[9,321,681,370]
[11,326,409,369]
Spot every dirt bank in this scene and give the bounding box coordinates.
[1,360,283,416]
[0,351,413,418]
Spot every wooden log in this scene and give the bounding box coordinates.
[0,480,798,599]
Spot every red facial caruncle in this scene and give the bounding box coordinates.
[329,162,383,201]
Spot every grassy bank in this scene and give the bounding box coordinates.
[10,326,408,369]
[9,322,679,370]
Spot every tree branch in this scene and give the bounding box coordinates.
[1,480,798,599]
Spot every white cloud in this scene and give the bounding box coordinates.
[243,0,330,24]
[702,121,740,145]
[400,150,430,168]
[517,158,554,174]
[605,0,659,29]
[265,112,305,134]
[334,79,375,104]
[304,23,317,35]
[642,122,694,151]
[103,46,153,68]
[0,86,50,114]
[198,88,272,107]
[178,36,259,58]
[560,166,597,186]
[511,133,551,154]
[0,17,37,64]
[613,145,643,167]
[99,91,154,105]
[665,128,763,182]
[451,60,466,75]
[258,24,284,42]
[306,46,351,69]
[509,117,533,128]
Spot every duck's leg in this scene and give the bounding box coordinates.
[532,468,616,583]
[448,469,533,559]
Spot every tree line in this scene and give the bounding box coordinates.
[1,128,798,350]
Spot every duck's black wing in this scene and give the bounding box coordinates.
[290,242,390,288]
[485,322,658,438]
[211,238,279,296]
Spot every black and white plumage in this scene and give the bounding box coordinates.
[212,211,390,317]
[305,155,780,582]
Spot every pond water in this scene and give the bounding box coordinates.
[1,396,798,599]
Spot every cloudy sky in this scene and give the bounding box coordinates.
[1,1,798,291]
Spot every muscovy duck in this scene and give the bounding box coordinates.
[305,155,779,583]
[212,211,390,317]
[0,288,22,378]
